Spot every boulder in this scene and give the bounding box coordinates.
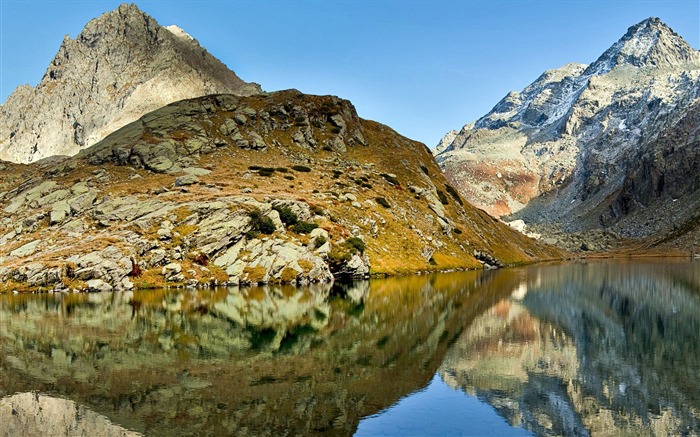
[86,279,113,293]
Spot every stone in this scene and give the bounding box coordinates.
[162,262,183,281]
[10,239,41,258]
[86,279,113,293]
[175,174,199,186]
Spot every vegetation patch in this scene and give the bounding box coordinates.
[314,235,327,248]
[280,267,299,283]
[346,237,366,253]
[246,209,276,237]
[293,221,318,234]
[273,205,299,226]
[243,266,267,284]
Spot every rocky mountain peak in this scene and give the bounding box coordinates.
[586,17,700,75]
[0,3,261,163]
[436,16,700,248]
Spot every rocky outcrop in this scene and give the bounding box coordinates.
[0,3,260,164]
[0,91,562,293]
[435,18,700,248]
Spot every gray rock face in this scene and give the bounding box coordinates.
[435,17,700,239]
[0,3,261,164]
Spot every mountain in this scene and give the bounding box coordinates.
[0,3,260,164]
[0,91,562,292]
[435,18,700,249]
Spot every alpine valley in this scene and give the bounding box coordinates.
[435,18,700,253]
[0,4,561,293]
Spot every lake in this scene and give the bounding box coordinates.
[0,260,698,436]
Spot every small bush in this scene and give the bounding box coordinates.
[291,165,312,172]
[247,209,276,236]
[454,227,463,235]
[249,165,262,171]
[293,221,318,234]
[273,205,298,226]
[375,197,391,208]
[346,237,365,253]
[314,235,327,248]
[284,175,295,180]
[436,189,449,205]
[332,170,343,179]
[258,168,275,177]
[420,164,429,175]
[276,167,289,173]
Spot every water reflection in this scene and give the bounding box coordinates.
[0,270,517,436]
[440,260,700,436]
[2,261,698,436]
[0,392,141,436]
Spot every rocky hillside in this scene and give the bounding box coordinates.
[435,18,700,248]
[0,91,562,293]
[0,3,260,164]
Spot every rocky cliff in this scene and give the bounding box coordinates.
[435,18,700,249]
[0,3,260,164]
[0,91,562,293]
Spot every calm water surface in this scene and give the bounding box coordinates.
[0,260,698,436]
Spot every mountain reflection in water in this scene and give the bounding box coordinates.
[1,261,698,436]
[439,260,700,436]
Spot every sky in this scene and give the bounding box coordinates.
[1,0,698,148]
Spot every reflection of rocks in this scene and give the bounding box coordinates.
[0,270,517,436]
[441,261,700,436]
[0,392,140,436]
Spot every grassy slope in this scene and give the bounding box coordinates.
[0,91,565,290]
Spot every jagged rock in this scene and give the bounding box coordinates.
[0,3,260,164]
[86,279,113,293]
[435,18,700,243]
[10,239,41,258]
[50,200,71,225]
[162,263,184,282]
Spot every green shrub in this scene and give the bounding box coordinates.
[436,189,449,205]
[310,205,325,216]
[247,209,276,236]
[314,235,327,248]
[283,175,295,180]
[248,165,262,171]
[346,237,365,253]
[375,197,391,208]
[293,221,318,234]
[276,167,289,173]
[291,165,312,172]
[332,170,343,179]
[258,168,275,177]
[273,205,298,226]
[420,164,429,175]
[445,184,463,205]
[454,227,463,235]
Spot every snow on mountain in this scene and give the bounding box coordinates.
[434,17,700,243]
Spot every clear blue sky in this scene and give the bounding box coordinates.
[1,0,698,148]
